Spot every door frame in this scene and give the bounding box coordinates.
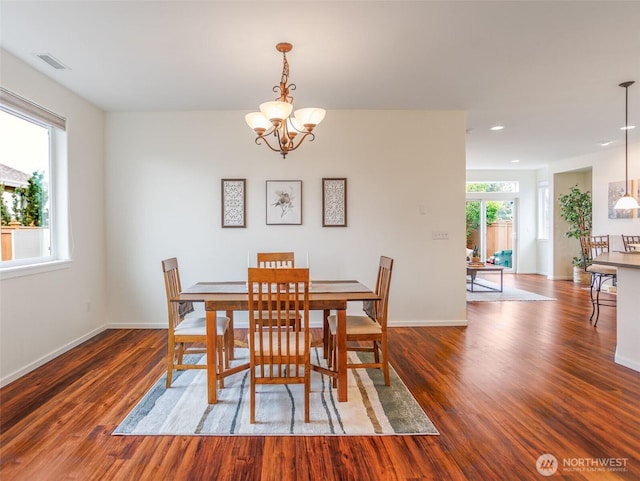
[466,194,518,273]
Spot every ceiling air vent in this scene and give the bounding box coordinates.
[36,53,69,70]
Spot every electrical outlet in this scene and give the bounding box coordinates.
[432,230,449,240]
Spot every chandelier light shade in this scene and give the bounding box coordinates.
[245,42,325,158]
[614,80,640,210]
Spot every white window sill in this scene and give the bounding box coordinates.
[0,259,72,280]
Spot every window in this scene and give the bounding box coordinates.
[0,87,68,271]
[537,181,550,240]
[466,181,519,193]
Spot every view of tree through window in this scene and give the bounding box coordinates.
[465,182,516,243]
[0,108,52,264]
[466,181,519,193]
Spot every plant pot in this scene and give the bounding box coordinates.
[471,256,481,263]
[573,266,591,285]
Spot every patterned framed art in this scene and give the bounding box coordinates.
[322,178,347,227]
[221,179,246,228]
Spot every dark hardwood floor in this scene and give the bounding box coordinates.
[1,275,639,480]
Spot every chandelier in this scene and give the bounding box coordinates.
[245,42,326,159]
[615,81,640,210]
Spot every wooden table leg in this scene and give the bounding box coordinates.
[336,307,348,402]
[206,310,218,404]
[323,309,330,359]
[226,309,235,360]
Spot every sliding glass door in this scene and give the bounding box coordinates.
[466,199,516,271]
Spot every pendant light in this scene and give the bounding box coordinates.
[614,81,639,210]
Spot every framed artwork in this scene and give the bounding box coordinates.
[266,180,302,225]
[221,179,246,227]
[322,178,347,227]
[608,179,639,219]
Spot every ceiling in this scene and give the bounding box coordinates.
[1,1,639,170]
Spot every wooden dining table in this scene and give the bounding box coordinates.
[175,280,379,404]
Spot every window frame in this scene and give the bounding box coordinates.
[537,181,550,240]
[0,87,70,277]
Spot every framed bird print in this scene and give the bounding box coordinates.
[266,180,302,225]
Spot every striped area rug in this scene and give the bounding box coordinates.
[113,348,438,436]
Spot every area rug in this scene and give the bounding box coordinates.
[467,280,556,302]
[113,348,438,436]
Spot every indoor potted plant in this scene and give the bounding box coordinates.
[558,186,592,284]
[571,256,591,284]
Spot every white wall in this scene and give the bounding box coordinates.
[0,50,106,386]
[104,110,468,328]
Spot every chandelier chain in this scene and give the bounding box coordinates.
[273,52,295,104]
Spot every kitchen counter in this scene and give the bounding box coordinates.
[593,251,640,269]
[594,251,640,372]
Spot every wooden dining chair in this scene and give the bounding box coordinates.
[248,267,311,423]
[327,256,394,386]
[256,252,299,327]
[257,251,295,268]
[579,236,616,325]
[622,235,640,252]
[162,258,231,388]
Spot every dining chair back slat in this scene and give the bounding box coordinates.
[256,252,299,328]
[257,251,295,268]
[622,235,640,252]
[162,257,194,328]
[373,255,394,328]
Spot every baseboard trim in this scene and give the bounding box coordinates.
[0,324,107,388]
[614,351,640,373]
[107,320,468,329]
[106,322,167,329]
[389,320,468,327]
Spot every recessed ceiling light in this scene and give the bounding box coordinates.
[490,125,504,131]
[621,125,636,130]
[600,141,613,146]
[511,159,520,163]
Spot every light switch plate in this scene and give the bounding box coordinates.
[432,230,449,240]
